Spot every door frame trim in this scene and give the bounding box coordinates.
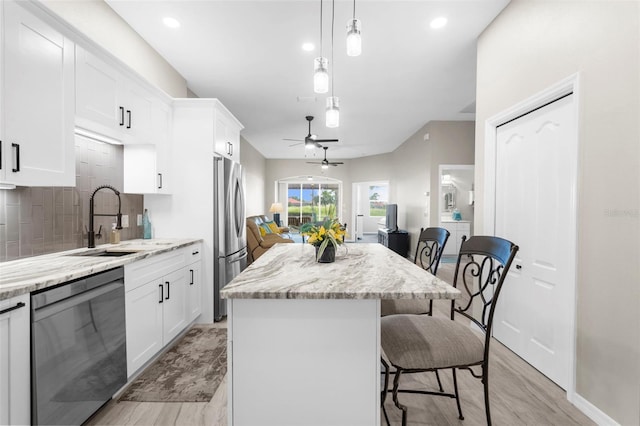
[482,73,580,403]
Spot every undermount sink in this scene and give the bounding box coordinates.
[68,249,139,257]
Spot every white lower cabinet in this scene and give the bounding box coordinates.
[187,260,202,322]
[124,245,199,377]
[0,294,30,425]
[441,221,471,256]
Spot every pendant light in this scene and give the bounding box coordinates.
[326,0,339,128]
[313,0,329,93]
[346,0,361,57]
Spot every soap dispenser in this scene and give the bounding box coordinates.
[142,209,152,239]
[110,223,120,244]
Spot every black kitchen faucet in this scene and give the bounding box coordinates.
[88,185,122,248]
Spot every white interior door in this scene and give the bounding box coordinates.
[493,94,576,390]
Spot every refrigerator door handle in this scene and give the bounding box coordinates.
[227,252,248,264]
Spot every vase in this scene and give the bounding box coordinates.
[315,244,336,263]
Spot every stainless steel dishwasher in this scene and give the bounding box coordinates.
[31,267,127,425]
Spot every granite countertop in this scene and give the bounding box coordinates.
[221,243,461,300]
[0,238,202,300]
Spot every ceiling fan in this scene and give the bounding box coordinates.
[283,116,338,149]
[306,147,344,169]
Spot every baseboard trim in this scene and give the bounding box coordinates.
[571,393,619,426]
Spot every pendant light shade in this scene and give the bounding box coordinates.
[326,96,339,128]
[346,18,361,56]
[313,57,329,93]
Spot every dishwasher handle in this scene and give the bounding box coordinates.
[33,281,123,322]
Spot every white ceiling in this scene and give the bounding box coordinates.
[106,0,510,160]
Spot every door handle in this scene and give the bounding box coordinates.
[0,302,25,316]
[165,281,170,300]
[157,173,163,189]
[119,106,125,126]
[159,284,163,303]
[227,252,248,264]
[126,110,132,129]
[11,143,20,172]
[190,269,194,285]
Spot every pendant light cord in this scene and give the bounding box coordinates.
[352,0,356,19]
[331,0,335,96]
[319,0,323,57]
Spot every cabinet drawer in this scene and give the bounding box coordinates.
[187,243,202,263]
[125,249,187,291]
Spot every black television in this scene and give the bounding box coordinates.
[385,204,398,232]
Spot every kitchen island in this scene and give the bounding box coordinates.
[221,243,460,426]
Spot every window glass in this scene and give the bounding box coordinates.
[369,184,388,217]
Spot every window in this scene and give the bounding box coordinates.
[369,184,388,217]
[286,181,340,227]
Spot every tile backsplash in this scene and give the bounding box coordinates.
[0,137,144,262]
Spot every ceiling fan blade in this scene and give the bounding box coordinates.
[315,139,338,143]
[306,161,323,165]
[289,142,303,147]
[329,162,344,165]
[283,138,303,142]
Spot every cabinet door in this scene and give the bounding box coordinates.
[187,261,202,322]
[125,280,164,376]
[123,144,159,194]
[0,294,30,425]
[153,101,172,194]
[3,1,75,186]
[441,224,457,255]
[121,82,154,145]
[214,114,230,158]
[162,268,189,343]
[75,46,122,140]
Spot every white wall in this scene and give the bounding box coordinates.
[476,1,640,423]
[240,136,266,217]
[42,0,187,97]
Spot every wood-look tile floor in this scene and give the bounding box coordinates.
[89,264,594,426]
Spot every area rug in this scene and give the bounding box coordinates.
[119,326,227,402]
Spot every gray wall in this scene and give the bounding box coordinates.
[475,1,640,423]
[390,121,475,255]
[0,139,143,262]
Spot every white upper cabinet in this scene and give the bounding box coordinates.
[75,46,121,141]
[75,45,157,145]
[214,106,242,162]
[1,0,75,187]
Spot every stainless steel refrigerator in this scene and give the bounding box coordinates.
[213,155,247,321]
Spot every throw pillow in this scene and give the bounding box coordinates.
[259,226,266,237]
[266,221,280,233]
[259,223,272,235]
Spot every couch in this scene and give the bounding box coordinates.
[246,215,294,265]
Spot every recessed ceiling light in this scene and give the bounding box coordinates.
[430,17,447,29]
[302,42,315,52]
[163,17,180,29]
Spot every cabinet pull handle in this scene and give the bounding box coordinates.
[158,284,163,303]
[190,269,194,285]
[165,281,170,300]
[119,106,125,126]
[230,142,233,156]
[0,140,2,170]
[11,143,20,172]
[192,251,199,255]
[157,173,163,189]
[0,302,26,316]
[127,110,132,129]
[515,265,522,270]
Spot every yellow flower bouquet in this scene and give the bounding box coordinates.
[300,218,347,262]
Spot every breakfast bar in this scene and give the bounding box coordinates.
[221,243,460,426]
